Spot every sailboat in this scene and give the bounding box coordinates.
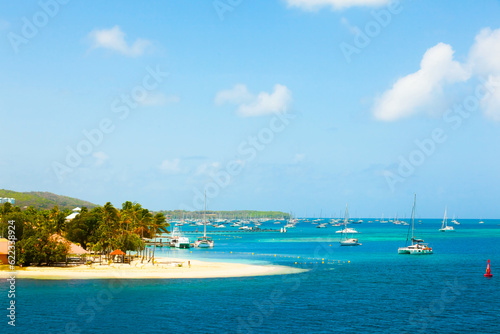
[451,215,460,225]
[339,204,361,246]
[194,192,214,248]
[439,206,454,232]
[398,194,433,255]
[170,226,191,248]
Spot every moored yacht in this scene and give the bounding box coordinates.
[194,192,214,248]
[439,207,454,232]
[335,227,358,234]
[170,227,190,249]
[398,194,433,255]
[451,215,460,225]
[339,204,361,246]
[195,236,214,248]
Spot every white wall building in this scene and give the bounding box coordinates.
[0,198,15,205]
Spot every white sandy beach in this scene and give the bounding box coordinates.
[0,257,306,280]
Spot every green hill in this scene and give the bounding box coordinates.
[0,189,97,211]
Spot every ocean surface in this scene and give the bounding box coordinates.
[3,219,500,334]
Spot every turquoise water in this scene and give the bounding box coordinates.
[2,219,500,333]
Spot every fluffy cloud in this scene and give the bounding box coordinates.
[88,26,151,57]
[480,75,500,121]
[374,28,500,122]
[195,162,221,177]
[468,28,500,121]
[373,43,470,121]
[215,84,253,106]
[216,84,292,117]
[160,158,182,174]
[285,0,391,11]
[468,28,500,76]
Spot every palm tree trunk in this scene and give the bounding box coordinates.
[151,227,157,263]
[140,229,145,263]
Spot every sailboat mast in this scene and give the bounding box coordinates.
[203,191,207,238]
[442,206,447,228]
[411,194,416,245]
[342,204,348,240]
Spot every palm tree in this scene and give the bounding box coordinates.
[48,206,66,234]
[130,205,153,263]
[149,212,170,262]
[99,202,119,260]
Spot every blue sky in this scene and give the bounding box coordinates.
[1,0,500,218]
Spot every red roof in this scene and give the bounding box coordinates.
[50,234,89,255]
[110,249,125,255]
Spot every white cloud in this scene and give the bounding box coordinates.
[88,25,151,57]
[215,84,253,106]
[374,28,500,122]
[285,0,391,11]
[481,75,500,121]
[468,28,500,121]
[93,152,109,166]
[216,84,293,117]
[160,158,182,174]
[195,162,221,176]
[469,28,500,76]
[373,43,470,121]
[140,93,180,107]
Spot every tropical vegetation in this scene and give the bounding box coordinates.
[0,201,168,266]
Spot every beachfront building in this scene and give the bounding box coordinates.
[65,207,82,221]
[50,234,90,264]
[0,198,15,205]
[0,238,9,264]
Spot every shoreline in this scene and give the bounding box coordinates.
[0,257,307,280]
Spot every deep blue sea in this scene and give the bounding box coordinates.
[2,219,500,334]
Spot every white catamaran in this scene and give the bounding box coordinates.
[439,206,454,232]
[170,226,191,248]
[339,204,361,246]
[398,194,433,255]
[194,192,214,248]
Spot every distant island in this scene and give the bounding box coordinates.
[160,210,290,220]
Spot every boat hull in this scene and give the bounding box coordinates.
[340,242,361,246]
[195,242,213,248]
[340,238,361,246]
[409,249,433,255]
